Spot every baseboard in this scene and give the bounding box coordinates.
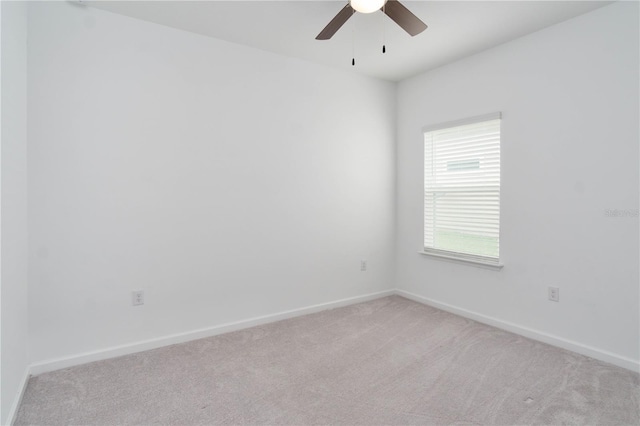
[27,287,640,377]
[5,366,30,426]
[396,289,640,373]
[29,289,395,376]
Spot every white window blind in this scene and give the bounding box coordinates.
[423,114,501,265]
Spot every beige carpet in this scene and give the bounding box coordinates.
[15,296,640,425]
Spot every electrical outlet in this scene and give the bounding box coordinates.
[548,287,559,302]
[132,290,144,306]
[360,260,367,272]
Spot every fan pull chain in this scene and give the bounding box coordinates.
[382,3,386,54]
[352,14,356,66]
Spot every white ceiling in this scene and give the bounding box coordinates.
[86,1,612,81]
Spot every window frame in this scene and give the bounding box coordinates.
[420,112,504,270]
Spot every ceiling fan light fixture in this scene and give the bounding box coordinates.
[350,0,386,14]
[316,0,426,40]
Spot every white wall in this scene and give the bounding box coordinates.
[1,1,30,423]
[19,0,639,393]
[396,1,639,368]
[27,2,396,365]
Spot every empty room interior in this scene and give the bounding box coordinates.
[1,0,639,424]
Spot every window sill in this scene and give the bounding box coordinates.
[418,251,504,271]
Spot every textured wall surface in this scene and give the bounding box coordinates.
[27,2,396,364]
[396,1,639,366]
[1,1,30,423]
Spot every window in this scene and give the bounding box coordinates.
[423,113,502,268]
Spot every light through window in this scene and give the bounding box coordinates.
[423,113,501,266]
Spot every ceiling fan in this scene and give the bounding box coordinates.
[316,0,427,40]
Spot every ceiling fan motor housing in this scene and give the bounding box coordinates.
[350,0,387,14]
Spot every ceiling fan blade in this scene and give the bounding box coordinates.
[316,4,354,40]
[383,0,427,36]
